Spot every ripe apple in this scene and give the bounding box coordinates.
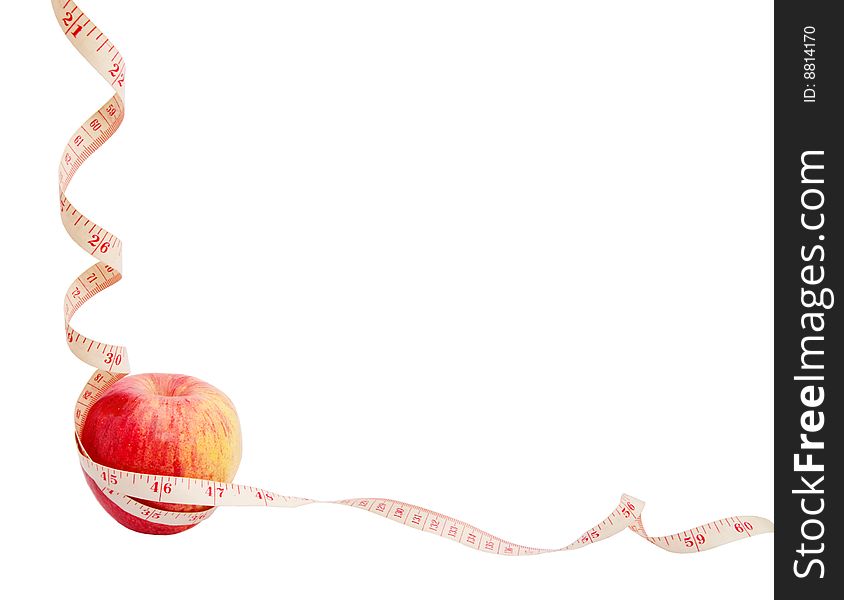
[80,373,242,534]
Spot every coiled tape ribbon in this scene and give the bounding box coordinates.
[55,0,773,554]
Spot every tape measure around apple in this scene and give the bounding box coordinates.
[55,0,773,552]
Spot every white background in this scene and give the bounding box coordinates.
[3,1,772,598]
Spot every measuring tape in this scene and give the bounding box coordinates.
[55,0,773,554]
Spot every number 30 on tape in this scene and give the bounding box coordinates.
[53,0,774,555]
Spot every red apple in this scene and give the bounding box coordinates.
[80,373,242,534]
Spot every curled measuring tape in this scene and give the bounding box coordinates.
[55,0,773,553]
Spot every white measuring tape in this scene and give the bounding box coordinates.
[55,0,774,553]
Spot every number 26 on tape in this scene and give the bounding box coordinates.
[88,234,110,253]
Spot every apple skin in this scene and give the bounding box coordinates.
[80,373,242,535]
